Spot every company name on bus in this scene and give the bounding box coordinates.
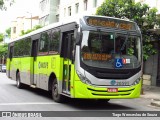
[87,18,133,30]
[38,62,48,69]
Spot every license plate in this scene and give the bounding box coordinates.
[108,88,118,92]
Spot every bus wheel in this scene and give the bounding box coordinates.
[100,99,110,102]
[52,80,64,103]
[95,99,110,103]
[16,72,23,89]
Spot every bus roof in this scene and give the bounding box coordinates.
[10,15,137,43]
[10,21,77,43]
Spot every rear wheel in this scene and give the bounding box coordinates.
[16,72,23,89]
[52,80,64,103]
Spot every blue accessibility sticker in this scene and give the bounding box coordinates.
[115,58,123,68]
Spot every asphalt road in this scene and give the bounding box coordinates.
[0,72,159,120]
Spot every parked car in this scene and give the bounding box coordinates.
[0,64,6,72]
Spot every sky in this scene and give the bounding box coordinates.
[0,0,39,33]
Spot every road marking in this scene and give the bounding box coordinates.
[111,101,123,104]
[0,102,59,106]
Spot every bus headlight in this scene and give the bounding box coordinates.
[132,78,141,86]
[77,71,92,85]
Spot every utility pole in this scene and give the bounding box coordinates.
[27,12,32,29]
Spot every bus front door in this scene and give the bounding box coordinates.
[61,31,75,95]
[31,40,38,87]
[7,45,13,78]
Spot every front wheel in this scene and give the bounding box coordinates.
[52,80,64,103]
[95,99,110,103]
[16,72,23,89]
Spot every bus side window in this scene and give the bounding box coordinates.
[23,38,31,56]
[31,40,38,58]
[49,29,60,54]
[61,31,75,60]
[39,32,49,55]
[13,41,20,57]
[9,45,13,59]
[61,33,69,58]
[70,34,75,61]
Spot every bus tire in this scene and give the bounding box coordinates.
[100,99,110,102]
[52,80,64,103]
[95,99,110,103]
[16,72,23,89]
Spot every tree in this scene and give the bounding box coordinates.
[96,0,160,61]
[0,0,14,10]
[33,25,42,30]
[20,25,43,36]
[0,0,4,8]
[0,33,4,42]
[5,27,11,37]
[0,44,7,59]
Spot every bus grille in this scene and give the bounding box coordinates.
[87,87,135,96]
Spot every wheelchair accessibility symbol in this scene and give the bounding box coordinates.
[115,58,123,68]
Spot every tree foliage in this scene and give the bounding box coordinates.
[0,44,7,57]
[96,0,160,60]
[0,0,14,10]
[0,0,4,8]
[0,33,4,42]
[5,27,11,37]
[20,25,43,36]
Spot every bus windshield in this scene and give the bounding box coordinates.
[81,31,141,69]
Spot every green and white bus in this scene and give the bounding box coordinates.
[7,15,142,102]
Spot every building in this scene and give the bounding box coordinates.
[11,15,39,39]
[9,0,40,39]
[10,0,105,38]
[59,0,104,22]
[39,0,60,26]
[39,0,105,26]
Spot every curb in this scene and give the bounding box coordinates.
[150,99,160,107]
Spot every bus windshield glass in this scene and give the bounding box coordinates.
[81,31,141,69]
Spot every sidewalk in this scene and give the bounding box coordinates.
[141,85,160,107]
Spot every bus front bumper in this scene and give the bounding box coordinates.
[74,80,142,99]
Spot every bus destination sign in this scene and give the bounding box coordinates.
[86,17,135,30]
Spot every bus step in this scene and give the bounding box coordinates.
[62,91,70,95]
[30,85,36,88]
[61,92,71,97]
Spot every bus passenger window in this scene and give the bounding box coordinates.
[49,29,60,54]
[39,32,49,55]
[14,41,21,57]
[9,46,14,59]
[23,38,31,56]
